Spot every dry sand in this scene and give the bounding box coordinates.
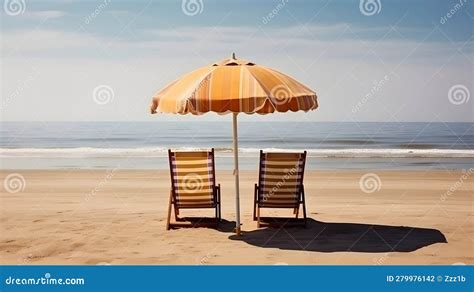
[0,170,472,265]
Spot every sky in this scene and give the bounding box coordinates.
[1,0,473,122]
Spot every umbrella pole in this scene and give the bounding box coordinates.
[232,113,241,236]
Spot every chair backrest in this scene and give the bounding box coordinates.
[258,151,307,207]
[168,149,216,208]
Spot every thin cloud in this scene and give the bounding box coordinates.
[3,26,469,64]
[24,10,67,19]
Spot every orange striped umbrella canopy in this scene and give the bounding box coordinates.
[150,54,318,115]
[150,54,318,235]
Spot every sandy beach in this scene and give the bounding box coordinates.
[0,170,472,265]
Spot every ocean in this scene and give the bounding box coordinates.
[1,121,473,170]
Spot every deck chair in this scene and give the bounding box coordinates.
[253,150,307,227]
[166,149,221,230]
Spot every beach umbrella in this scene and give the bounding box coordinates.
[150,54,318,235]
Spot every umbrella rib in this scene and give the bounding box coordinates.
[243,66,277,112]
[185,67,217,114]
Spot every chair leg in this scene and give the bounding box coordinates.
[253,184,258,221]
[173,204,179,221]
[301,188,307,227]
[295,205,299,218]
[215,198,219,225]
[218,202,221,222]
[256,207,261,228]
[214,185,221,225]
[166,190,173,230]
[218,185,222,222]
[303,202,307,224]
[253,202,257,221]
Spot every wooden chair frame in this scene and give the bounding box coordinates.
[253,150,307,227]
[166,148,221,230]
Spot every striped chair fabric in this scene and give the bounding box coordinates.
[170,151,216,208]
[258,152,305,208]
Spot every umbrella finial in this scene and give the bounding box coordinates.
[231,52,236,60]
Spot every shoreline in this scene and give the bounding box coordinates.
[2,157,473,171]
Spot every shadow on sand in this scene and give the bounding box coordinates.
[228,218,447,253]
